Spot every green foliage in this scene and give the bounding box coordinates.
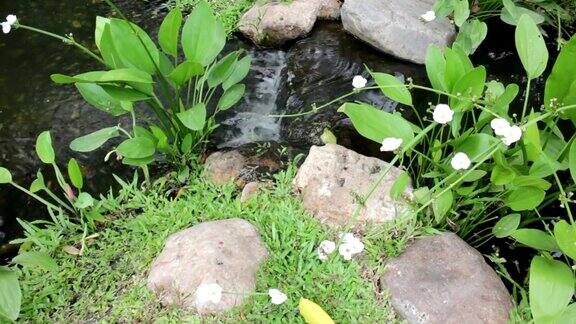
[515,14,548,80]
[529,257,575,323]
[0,267,21,321]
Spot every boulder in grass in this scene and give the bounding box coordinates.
[383,232,513,323]
[293,144,413,227]
[147,218,268,315]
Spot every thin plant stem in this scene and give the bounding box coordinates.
[10,182,63,212]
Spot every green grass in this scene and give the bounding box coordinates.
[170,0,258,34]
[15,163,423,322]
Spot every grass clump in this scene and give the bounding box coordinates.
[170,0,257,34]
[16,163,422,322]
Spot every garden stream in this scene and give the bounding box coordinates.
[0,0,530,265]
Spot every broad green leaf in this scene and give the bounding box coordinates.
[320,129,337,144]
[493,84,519,114]
[554,220,576,261]
[177,103,206,131]
[0,266,21,321]
[505,186,545,211]
[182,1,226,66]
[501,0,545,26]
[70,127,120,152]
[51,68,153,84]
[462,170,486,182]
[444,47,473,91]
[218,84,245,110]
[511,229,559,251]
[109,19,160,75]
[425,44,447,92]
[95,16,109,49]
[530,153,567,178]
[515,14,548,79]
[433,0,454,17]
[158,8,182,57]
[76,83,128,116]
[571,139,576,183]
[390,171,411,200]
[150,125,169,152]
[67,158,83,190]
[122,156,154,167]
[98,23,123,69]
[74,192,94,209]
[454,19,487,54]
[455,133,497,161]
[453,0,470,27]
[222,56,251,90]
[29,172,45,192]
[0,167,12,184]
[100,85,150,102]
[12,251,58,272]
[338,102,414,147]
[180,133,193,154]
[208,51,239,88]
[524,112,542,161]
[449,66,486,112]
[545,35,576,120]
[36,131,55,164]
[510,176,551,190]
[168,61,204,86]
[529,256,574,322]
[492,213,521,238]
[556,303,576,324]
[432,189,453,224]
[370,72,412,106]
[116,137,156,159]
[298,298,335,324]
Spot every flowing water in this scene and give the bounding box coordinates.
[0,0,526,259]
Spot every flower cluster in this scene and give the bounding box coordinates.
[195,283,288,306]
[451,152,471,170]
[1,14,17,34]
[432,104,454,124]
[490,118,522,146]
[316,233,364,261]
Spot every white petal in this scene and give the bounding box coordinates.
[490,118,510,136]
[196,283,223,305]
[380,137,403,151]
[420,11,436,22]
[432,104,454,124]
[450,152,471,170]
[338,243,354,260]
[6,15,17,25]
[1,22,11,34]
[352,75,367,89]
[319,240,336,254]
[268,289,288,305]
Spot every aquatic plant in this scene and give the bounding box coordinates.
[296,12,576,322]
[3,1,250,180]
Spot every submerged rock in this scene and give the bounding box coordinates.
[293,144,413,227]
[147,218,268,315]
[383,232,513,323]
[204,150,247,185]
[341,0,456,64]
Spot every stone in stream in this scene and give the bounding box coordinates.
[147,218,268,315]
[341,0,456,64]
[293,144,413,227]
[383,232,513,323]
[238,0,342,46]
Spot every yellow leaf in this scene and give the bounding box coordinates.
[298,298,335,324]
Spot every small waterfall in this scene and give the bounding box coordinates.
[215,50,287,148]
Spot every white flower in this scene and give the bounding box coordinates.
[451,152,472,170]
[338,243,354,260]
[501,125,522,146]
[489,118,522,146]
[490,118,510,136]
[1,14,17,34]
[338,233,364,260]
[316,240,336,261]
[352,75,367,89]
[432,104,454,124]
[195,283,223,305]
[420,11,436,22]
[6,15,17,25]
[380,137,403,152]
[268,288,288,305]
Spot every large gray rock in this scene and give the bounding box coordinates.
[293,144,413,227]
[238,0,342,46]
[341,0,456,64]
[383,233,513,323]
[147,219,268,315]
